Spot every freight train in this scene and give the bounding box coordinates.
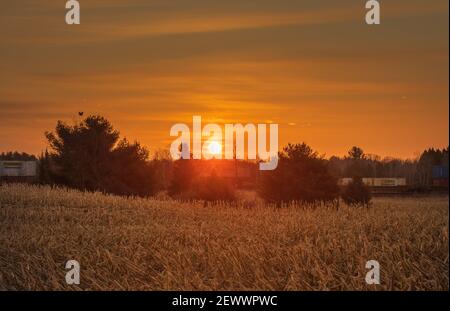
[0,161,37,183]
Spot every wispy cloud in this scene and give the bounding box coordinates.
[0,0,448,157]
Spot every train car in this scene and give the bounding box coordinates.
[0,161,37,183]
[338,177,406,187]
[362,178,406,187]
[338,177,408,195]
[432,165,449,188]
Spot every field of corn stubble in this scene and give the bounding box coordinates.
[0,183,448,290]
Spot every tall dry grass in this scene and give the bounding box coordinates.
[0,183,448,290]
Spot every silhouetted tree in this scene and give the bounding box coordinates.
[103,139,156,196]
[168,143,193,196]
[169,159,236,202]
[348,146,365,159]
[151,149,174,192]
[0,151,37,161]
[168,143,236,202]
[44,115,156,196]
[194,169,235,202]
[417,147,449,186]
[341,176,372,207]
[346,146,366,177]
[38,150,55,185]
[258,143,339,205]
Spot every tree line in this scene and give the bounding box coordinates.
[0,151,37,161]
[1,115,448,206]
[328,146,449,187]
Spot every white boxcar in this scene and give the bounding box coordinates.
[338,177,407,187]
[0,161,37,177]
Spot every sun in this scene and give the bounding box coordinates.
[208,141,222,156]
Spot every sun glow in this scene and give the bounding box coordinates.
[208,141,222,156]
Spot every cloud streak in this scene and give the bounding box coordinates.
[0,0,448,157]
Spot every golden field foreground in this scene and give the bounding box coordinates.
[0,183,448,291]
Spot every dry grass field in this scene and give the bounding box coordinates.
[0,183,448,291]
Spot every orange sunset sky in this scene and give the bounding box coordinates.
[0,0,448,159]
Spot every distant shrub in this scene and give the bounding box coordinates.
[193,171,235,202]
[341,177,372,207]
[169,160,235,202]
